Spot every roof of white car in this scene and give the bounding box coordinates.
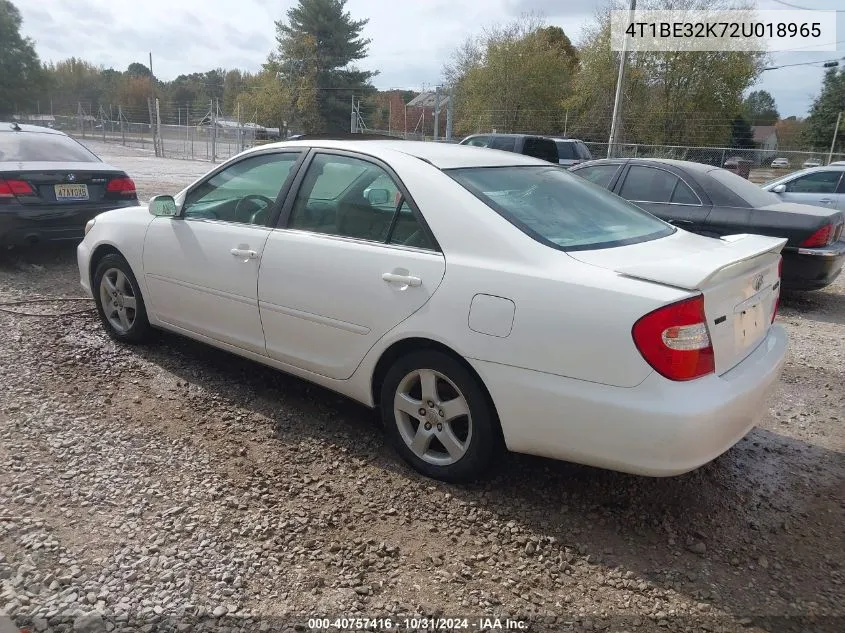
[254,139,552,170]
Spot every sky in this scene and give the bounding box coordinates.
[15,0,845,118]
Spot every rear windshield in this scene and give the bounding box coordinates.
[0,131,100,163]
[447,165,675,251]
[556,141,578,159]
[706,167,780,208]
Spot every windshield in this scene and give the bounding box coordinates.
[447,165,675,251]
[0,131,101,163]
[707,167,781,208]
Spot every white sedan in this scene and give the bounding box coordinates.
[78,140,788,482]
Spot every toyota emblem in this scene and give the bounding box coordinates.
[752,273,763,291]
[66,173,76,182]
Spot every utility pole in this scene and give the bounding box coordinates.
[446,86,454,141]
[828,111,843,165]
[119,105,125,145]
[211,99,218,162]
[148,52,159,156]
[155,98,163,157]
[607,0,636,158]
[351,95,357,133]
[433,85,441,141]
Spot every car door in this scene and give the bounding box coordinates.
[258,150,446,380]
[142,150,304,354]
[616,164,711,231]
[774,169,844,210]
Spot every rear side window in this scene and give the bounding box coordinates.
[0,131,100,163]
[576,142,593,160]
[522,137,558,163]
[447,165,674,251]
[489,136,517,152]
[556,141,578,159]
[463,136,490,147]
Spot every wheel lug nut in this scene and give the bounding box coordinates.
[418,408,426,416]
[437,423,443,431]
[427,400,434,407]
[438,409,444,417]
[424,422,432,430]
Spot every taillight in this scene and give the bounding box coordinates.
[632,294,715,381]
[0,178,35,198]
[106,177,136,194]
[772,256,783,323]
[800,224,833,248]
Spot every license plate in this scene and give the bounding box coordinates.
[735,300,766,349]
[55,184,89,201]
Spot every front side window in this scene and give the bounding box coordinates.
[448,165,674,251]
[288,153,436,249]
[785,170,842,194]
[182,152,299,224]
[619,165,678,203]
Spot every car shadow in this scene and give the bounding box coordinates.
[780,289,845,327]
[122,327,844,633]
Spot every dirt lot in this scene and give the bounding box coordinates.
[0,143,843,633]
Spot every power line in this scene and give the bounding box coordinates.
[769,0,845,11]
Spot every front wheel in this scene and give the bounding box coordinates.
[380,350,500,482]
[92,253,151,344]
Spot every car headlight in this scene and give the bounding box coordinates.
[84,218,96,235]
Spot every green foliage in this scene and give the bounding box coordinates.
[729,116,754,149]
[742,90,779,126]
[271,0,376,133]
[0,0,44,115]
[446,15,579,136]
[565,0,765,146]
[802,67,845,152]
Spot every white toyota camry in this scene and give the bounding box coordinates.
[78,140,788,482]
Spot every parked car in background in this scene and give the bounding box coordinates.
[802,158,822,169]
[1,122,137,248]
[771,158,790,168]
[79,139,788,482]
[570,157,845,290]
[761,165,845,212]
[458,133,559,164]
[551,138,593,166]
[723,155,753,179]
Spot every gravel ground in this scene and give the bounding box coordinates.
[0,142,843,633]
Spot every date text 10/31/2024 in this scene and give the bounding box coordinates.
[306,617,529,630]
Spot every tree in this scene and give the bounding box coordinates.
[564,0,765,146]
[802,66,845,152]
[271,0,376,132]
[0,0,43,115]
[775,116,805,150]
[126,62,151,78]
[446,15,579,135]
[742,90,779,126]
[729,116,754,149]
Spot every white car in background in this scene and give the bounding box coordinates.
[802,158,822,169]
[77,140,788,482]
[771,157,790,168]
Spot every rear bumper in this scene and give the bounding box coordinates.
[470,324,788,477]
[781,240,845,290]
[0,201,136,247]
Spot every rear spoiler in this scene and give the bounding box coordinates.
[616,234,787,290]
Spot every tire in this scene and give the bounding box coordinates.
[92,253,151,344]
[380,349,500,482]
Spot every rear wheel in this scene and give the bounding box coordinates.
[93,253,151,344]
[380,350,500,482]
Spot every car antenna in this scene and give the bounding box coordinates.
[10,122,21,131]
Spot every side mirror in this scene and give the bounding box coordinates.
[148,195,179,217]
[366,188,390,205]
[772,184,786,194]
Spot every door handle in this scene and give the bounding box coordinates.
[819,198,834,204]
[230,248,259,259]
[382,272,422,287]
[670,219,694,226]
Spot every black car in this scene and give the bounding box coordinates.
[0,122,138,247]
[458,133,559,164]
[570,157,845,290]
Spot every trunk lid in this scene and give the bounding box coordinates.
[1,161,129,206]
[569,230,786,375]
